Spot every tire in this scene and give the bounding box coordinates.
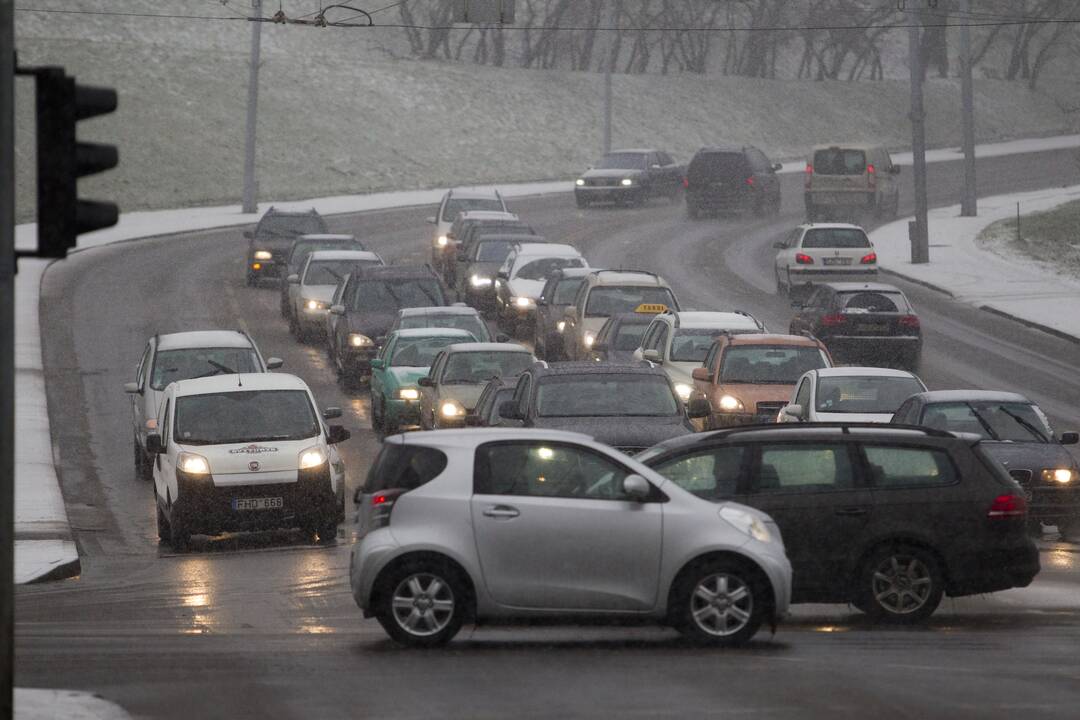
[245,271,256,287]
[373,560,468,648]
[775,271,786,296]
[133,439,152,482]
[288,311,300,339]
[670,559,766,646]
[169,514,191,552]
[370,393,384,432]
[856,544,944,624]
[156,503,171,544]
[315,520,338,544]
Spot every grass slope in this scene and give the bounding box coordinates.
[978,199,1080,279]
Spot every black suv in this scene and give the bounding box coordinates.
[244,207,327,285]
[638,423,1040,622]
[685,145,782,219]
[500,362,709,454]
[533,266,593,360]
[328,266,448,388]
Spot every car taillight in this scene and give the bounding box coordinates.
[898,315,920,328]
[795,253,814,265]
[371,489,405,528]
[745,176,755,187]
[988,493,1026,520]
[860,252,877,264]
[804,164,813,190]
[682,176,689,189]
[867,163,876,189]
[821,313,846,326]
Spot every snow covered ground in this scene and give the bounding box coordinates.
[869,185,1080,342]
[15,688,131,720]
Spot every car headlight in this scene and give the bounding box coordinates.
[575,178,585,187]
[349,333,374,348]
[556,320,566,333]
[299,446,327,470]
[1043,468,1074,484]
[719,506,772,543]
[620,178,633,186]
[178,452,210,475]
[436,235,449,247]
[441,400,465,418]
[252,249,273,261]
[305,299,327,311]
[397,387,420,401]
[717,395,744,412]
[583,332,596,348]
[514,296,534,309]
[470,274,493,288]
[674,383,693,401]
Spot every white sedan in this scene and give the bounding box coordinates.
[773,223,877,296]
[778,367,927,424]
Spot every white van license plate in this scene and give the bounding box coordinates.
[232,497,283,511]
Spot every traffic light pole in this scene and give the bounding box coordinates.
[959,0,977,217]
[908,19,930,264]
[241,0,262,214]
[1,0,17,716]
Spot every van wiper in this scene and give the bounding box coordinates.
[1000,407,1048,443]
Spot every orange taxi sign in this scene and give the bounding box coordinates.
[634,303,668,314]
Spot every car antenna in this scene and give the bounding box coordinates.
[238,372,243,388]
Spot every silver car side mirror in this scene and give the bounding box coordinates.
[623,474,650,501]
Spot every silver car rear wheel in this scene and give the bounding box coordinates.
[690,573,754,637]
[391,573,455,637]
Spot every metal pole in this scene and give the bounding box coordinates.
[1,0,17,716]
[959,0,977,216]
[602,56,612,155]
[908,20,930,264]
[241,0,262,214]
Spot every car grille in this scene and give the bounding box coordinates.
[1009,469,1033,485]
[615,446,646,456]
[586,178,622,187]
[756,401,785,416]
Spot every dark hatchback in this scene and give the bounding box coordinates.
[465,378,521,428]
[789,282,922,371]
[685,145,782,219]
[499,362,709,455]
[328,266,448,388]
[455,233,545,311]
[893,390,1080,539]
[244,207,327,285]
[279,234,367,319]
[587,312,655,362]
[638,424,1040,622]
[533,267,594,361]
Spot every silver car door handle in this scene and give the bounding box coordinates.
[483,505,520,519]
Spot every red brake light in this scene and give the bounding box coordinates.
[745,176,755,187]
[795,253,814,265]
[867,163,877,189]
[804,164,813,190]
[860,252,877,264]
[682,176,689,189]
[988,493,1026,519]
[372,494,389,505]
[898,314,920,328]
[821,313,846,326]
[867,163,876,174]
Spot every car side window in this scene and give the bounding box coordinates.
[652,445,746,499]
[862,445,957,488]
[653,326,669,355]
[795,379,812,409]
[893,399,916,424]
[639,322,659,351]
[136,343,152,387]
[658,152,673,166]
[753,444,855,493]
[160,398,171,446]
[474,442,632,500]
[748,149,769,173]
[707,344,723,376]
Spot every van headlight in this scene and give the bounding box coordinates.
[299,446,327,470]
[1043,468,1074,484]
[575,178,585,186]
[717,395,744,412]
[441,400,465,418]
[514,296,534,309]
[436,235,449,247]
[470,274,493,288]
[349,333,374,348]
[178,452,210,475]
[674,383,693,400]
[556,320,566,333]
[719,506,772,543]
[305,299,327,311]
[620,178,634,186]
[397,387,420,401]
[253,250,273,261]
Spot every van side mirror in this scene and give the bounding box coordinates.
[790,300,804,310]
[327,425,351,444]
[265,357,283,370]
[642,349,661,363]
[772,241,785,249]
[782,404,803,421]
[287,274,300,284]
[623,474,651,501]
[771,162,783,172]
[1060,431,1079,445]
[124,382,141,395]
[498,400,523,420]
[691,367,711,382]
[353,486,365,504]
[330,305,345,316]
[369,359,385,371]
[322,407,343,420]
[496,271,509,280]
[418,377,434,388]
[145,433,165,455]
[686,397,711,419]
[495,333,511,343]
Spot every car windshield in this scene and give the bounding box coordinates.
[815,376,924,414]
[595,152,647,170]
[442,197,504,222]
[813,148,867,175]
[441,351,533,384]
[922,401,1053,443]
[351,279,445,311]
[536,375,679,417]
[174,390,318,445]
[585,287,676,317]
[802,229,871,249]
[256,214,326,238]
[720,346,828,384]
[304,259,378,285]
[150,348,261,390]
[839,291,907,313]
[290,241,365,269]
[670,329,751,362]
[390,336,465,368]
[398,315,488,341]
[688,152,746,181]
[514,256,584,281]
[552,278,585,305]
[474,240,515,262]
[612,321,651,351]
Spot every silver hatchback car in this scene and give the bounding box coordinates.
[349,429,791,647]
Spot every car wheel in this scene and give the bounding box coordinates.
[169,514,191,552]
[857,545,943,624]
[775,270,786,296]
[245,271,256,287]
[155,503,170,543]
[315,520,337,544]
[133,438,152,482]
[288,311,300,338]
[370,393,384,432]
[671,560,766,646]
[374,560,468,648]
[383,413,400,437]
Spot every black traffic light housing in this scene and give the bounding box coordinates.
[18,65,119,259]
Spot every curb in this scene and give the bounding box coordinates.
[878,267,957,299]
[977,304,1080,346]
[22,555,82,585]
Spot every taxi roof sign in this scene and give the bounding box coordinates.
[635,303,668,314]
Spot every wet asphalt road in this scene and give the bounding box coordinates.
[15,147,1080,719]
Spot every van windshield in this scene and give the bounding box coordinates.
[175,390,318,445]
[151,348,261,390]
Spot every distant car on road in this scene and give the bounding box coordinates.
[804,143,900,222]
[495,243,587,336]
[387,305,498,344]
[575,149,683,208]
[288,250,384,342]
[279,234,368,320]
[349,428,791,647]
[444,211,534,286]
[244,207,327,286]
[417,343,535,429]
[533,267,594,361]
[587,312,656,363]
[893,390,1080,539]
[454,232,543,311]
[773,223,877,295]
[639,423,1040,622]
[124,330,282,482]
[562,270,680,361]
[427,189,508,278]
[147,373,349,550]
[778,367,926,424]
[684,145,782,219]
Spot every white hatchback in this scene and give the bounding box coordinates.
[287,249,384,340]
[146,373,350,550]
[778,367,927,424]
[349,428,792,647]
[773,223,877,295]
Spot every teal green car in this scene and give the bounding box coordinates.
[370,328,478,435]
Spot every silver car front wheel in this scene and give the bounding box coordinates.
[690,573,753,637]
[673,560,765,646]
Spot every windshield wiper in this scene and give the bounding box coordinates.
[966,404,1001,441]
[999,407,1049,443]
[207,359,236,374]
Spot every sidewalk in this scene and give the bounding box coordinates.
[869,185,1080,343]
[15,689,132,720]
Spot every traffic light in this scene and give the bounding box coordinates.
[25,66,119,258]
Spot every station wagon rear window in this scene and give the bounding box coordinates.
[801,229,871,249]
[688,152,747,182]
[838,291,908,313]
[813,148,867,175]
[174,390,318,445]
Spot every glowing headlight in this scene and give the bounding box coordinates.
[178,452,210,475]
[305,299,327,311]
[299,447,327,470]
[441,400,465,418]
[253,250,273,261]
[720,506,772,543]
[575,178,585,186]
[470,274,493,288]
[717,395,744,412]
[397,387,420,401]
[515,296,534,309]
[1043,468,1074,484]
[556,320,566,333]
[349,333,373,348]
[620,178,633,186]
[583,332,596,348]
[537,447,555,460]
[674,383,693,401]
[436,235,449,247]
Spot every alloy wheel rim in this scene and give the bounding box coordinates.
[871,554,933,615]
[690,573,753,637]
[391,573,455,637]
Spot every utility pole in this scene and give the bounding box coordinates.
[959,0,977,216]
[602,46,612,155]
[908,17,930,264]
[241,0,262,214]
[1,0,16,715]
